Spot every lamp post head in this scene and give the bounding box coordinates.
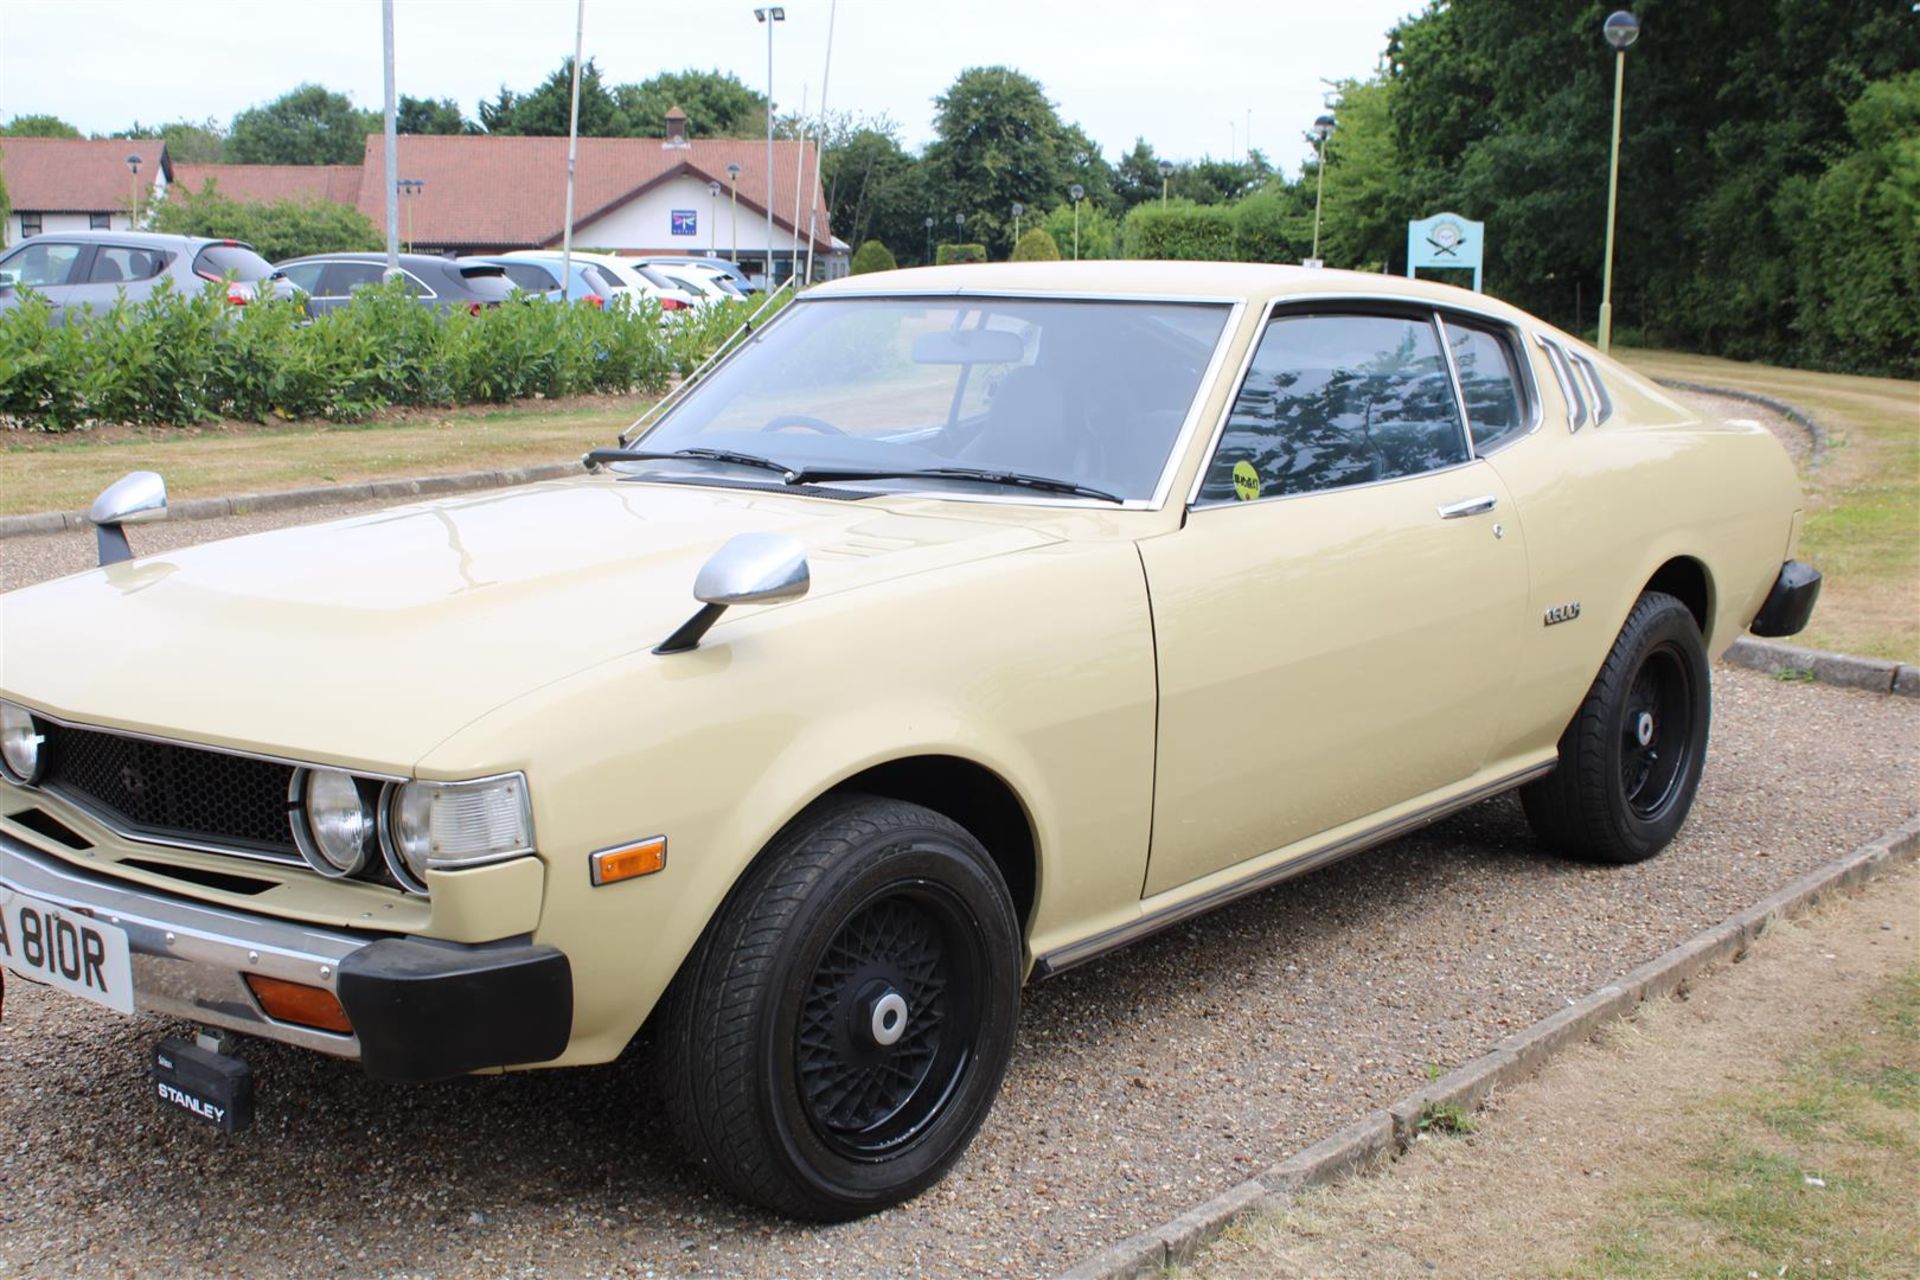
[126,153,141,175]
[955,213,966,229]
[1603,9,1640,50]
[1010,202,1024,218]
[708,180,723,196]
[1158,159,1174,178]
[1069,183,1085,203]
[726,163,742,182]
[1311,114,1336,144]
[924,216,934,229]
[755,5,785,20]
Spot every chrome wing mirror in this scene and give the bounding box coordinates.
[655,532,810,654]
[87,470,168,566]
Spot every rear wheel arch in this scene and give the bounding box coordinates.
[1644,555,1713,644]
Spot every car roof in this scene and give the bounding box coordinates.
[3,229,237,251]
[809,260,1532,319]
[275,252,456,266]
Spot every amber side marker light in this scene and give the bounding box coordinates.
[245,974,354,1034]
[591,836,667,886]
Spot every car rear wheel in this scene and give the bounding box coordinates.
[658,795,1021,1220]
[1521,590,1711,864]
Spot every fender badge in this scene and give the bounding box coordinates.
[1544,601,1582,627]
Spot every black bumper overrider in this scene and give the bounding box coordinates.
[1750,559,1822,638]
[337,937,573,1083]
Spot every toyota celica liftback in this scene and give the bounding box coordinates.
[0,262,1819,1218]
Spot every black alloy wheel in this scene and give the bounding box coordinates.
[1522,590,1712,864]
[659,795,1021,1220]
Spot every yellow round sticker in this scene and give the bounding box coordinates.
[1231,460,1261,502]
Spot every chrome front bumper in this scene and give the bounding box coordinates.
[0,832,366,1057]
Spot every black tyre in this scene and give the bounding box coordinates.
[1521,591,1711,864]
[658,795,1021,1220]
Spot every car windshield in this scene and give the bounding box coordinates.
[629,296,1231,502]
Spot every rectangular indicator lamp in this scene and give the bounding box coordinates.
[591,836,667,886]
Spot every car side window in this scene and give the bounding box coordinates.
[321,262,387,297]
[1441,317,1527,452]
[87,246,168,285]
[1198,312,1468,505]
[4,241,85,287]
[500,262,557,292]
[273,262,326,294]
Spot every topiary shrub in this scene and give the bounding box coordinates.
[850,239,898,274]
[1123,201,1238,261]
[934,243,988,265]
[1010,227,1060,261]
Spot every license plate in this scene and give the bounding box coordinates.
[0,888,135,1015]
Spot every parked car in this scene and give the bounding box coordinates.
[637,254,759,295]
[627,258,747,301]
[459,255,628,308]
[0,230,289,322]
[0,263,1817,1221]
[502,250,701,312]
[269,252,517,316]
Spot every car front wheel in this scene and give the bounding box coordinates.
[1521,590,1711,864]
[658,794,1021,1220]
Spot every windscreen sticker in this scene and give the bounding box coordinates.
[1232,460,1261,502]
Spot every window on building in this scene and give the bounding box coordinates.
[20,213,43,238]
[89,213,113,230]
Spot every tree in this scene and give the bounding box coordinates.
[480,58,628,136]
[850,240,897,274]
[819,120,930,260]
[228,85,378,165]
[1042,201,1119,260]
[153,183,380,260]
[613,70,766,137]
[0,114,82,138]
[1113,138,1166,209]
[924,68,1087,259]
[1313,77,1409,272]
[111,119,226,164]
[1010,226,1060,260]
[397,96,467,135]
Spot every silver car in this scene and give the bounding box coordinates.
[0,229,287,323]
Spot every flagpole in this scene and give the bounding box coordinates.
[559,0,585,295]
[803,0,836,285]
[381,0,399,274]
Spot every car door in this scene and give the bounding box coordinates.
[1139,306,1529,896]
[61,243,173,314]
[311,261,387,315]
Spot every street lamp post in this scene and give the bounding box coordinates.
[1597,9,1640,353]
[1308,113,1335,266]
[1010,202,1024,246]
[924,215,934,263]
[124,153,142,228]
[755,6,786,287]
[1158,158,1173,208]
[708,180,722,256]
[1069,183,1085,260]
[726,162,742,262]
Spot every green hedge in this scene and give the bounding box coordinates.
[1010,227,1060,261]
[0,280,754,431]
[934,243,988,265]
[1122,202,1237,261]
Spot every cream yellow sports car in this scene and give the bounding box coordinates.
[0,263,1818,1217]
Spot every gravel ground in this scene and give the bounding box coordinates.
[1,392,1906,1279]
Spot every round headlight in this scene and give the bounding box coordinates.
[298,769,373,877]
[0,702,45,784]
[392,783,435,885]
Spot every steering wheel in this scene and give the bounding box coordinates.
[760,414,847,436]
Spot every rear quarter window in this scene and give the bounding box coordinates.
[192,243,273,282]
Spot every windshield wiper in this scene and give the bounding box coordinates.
[583,446,794,479]
[786,464,1123,503]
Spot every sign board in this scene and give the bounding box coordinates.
[1406,212,1484,292]
[671,209,698,237]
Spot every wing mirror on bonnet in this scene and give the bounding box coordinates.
[655,532,811,654]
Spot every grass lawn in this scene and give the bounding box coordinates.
[0,395,647,517]
[1616,349,1919,662]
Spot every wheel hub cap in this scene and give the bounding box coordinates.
[867,989,909,1047]
[1635,710,1656,747]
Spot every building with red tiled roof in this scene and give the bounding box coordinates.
[172,163,364,207]
[1,137,171,245]
[160,110,843,281]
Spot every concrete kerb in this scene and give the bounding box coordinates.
[1054,814,1920,1280]
[1724,636,1917,699]
[0,460,582,540]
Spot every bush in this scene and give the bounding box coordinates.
[1041,204,1119,260]
[0,280,756,431]
[1122,201,1237,261]
[1010,227,1060,261]
[152,183,381,262]
[934,243,988,265]
[1232,189,1310,264]
[850,240,898,274]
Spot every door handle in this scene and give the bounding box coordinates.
[1437,495,1498,519]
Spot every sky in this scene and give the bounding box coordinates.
[0,0,1419,175]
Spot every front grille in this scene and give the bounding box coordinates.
[42,724,300,861]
